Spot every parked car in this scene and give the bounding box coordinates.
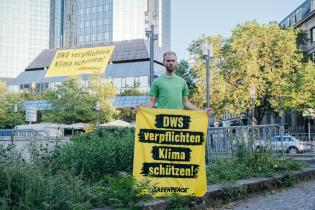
[255,135,311,154]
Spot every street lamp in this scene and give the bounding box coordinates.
[146,24,158,87]
[248,84,256,125]
[202,36,213,109]
[13,104,18,127]
[95,101,100,126]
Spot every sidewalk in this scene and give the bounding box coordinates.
[137,163,315,210]
[221,180,315,210]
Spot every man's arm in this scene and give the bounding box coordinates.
[182,96,202,111]
[135,96,157,112]
[142,96,157,108]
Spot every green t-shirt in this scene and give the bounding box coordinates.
[150,74,189,109]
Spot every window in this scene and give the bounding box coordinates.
[112,78,121,88]
[290,14,296,26]
[121,78,126,88]
[139,76,149,87]
[126,77,134,88]
[310,27,315,43]
[285,18,290,28]
[296,9,302,22]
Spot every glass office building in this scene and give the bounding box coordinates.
[61,0,170,49]
[0,0,50,78]
[49,0,64,49]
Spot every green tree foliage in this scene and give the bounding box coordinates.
[187,35,225,108]
[117,108,135,122]
[0,81,24,128]
[88,76,118,122]
[42,77,116,124]
[281,61,315,110]
[175,59,197,96]
[188,21,315,123]
[116,88,145,122]
[119,88,144,96]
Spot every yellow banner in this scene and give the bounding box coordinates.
[133,108,208,197]
[46,46,114,77]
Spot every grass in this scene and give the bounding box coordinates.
[206,146,307,184]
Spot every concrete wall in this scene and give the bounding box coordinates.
[0,137,69,161]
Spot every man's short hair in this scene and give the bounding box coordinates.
[163,50,177,60]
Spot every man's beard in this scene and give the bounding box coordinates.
[166,67,175,73]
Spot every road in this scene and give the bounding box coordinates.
[220,180,315,210]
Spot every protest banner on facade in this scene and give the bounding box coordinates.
[46,46,114,77]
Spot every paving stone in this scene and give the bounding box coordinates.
[221,181,315,210]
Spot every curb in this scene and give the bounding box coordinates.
[137,165,315,209]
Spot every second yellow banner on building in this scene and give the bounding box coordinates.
[46,46,114,77]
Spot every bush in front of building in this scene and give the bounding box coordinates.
[0,127,152,210]
[51,127,135,182]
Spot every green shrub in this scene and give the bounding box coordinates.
[0,164,92,210]
[51,127,135,182]
[0,128,152,210]
[0,144,23,165]
[167,194,195,210]
[206,146,307,184]
[91,172,154,208]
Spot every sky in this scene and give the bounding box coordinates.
[171,0,305,60]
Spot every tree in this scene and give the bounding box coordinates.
[42,77,116,124]
[187,35,225,109]
[188,21,315,123]
[88,76,118,123]
[119,89,144,96]
[280,61,315,110]
[175,60,197,96]
[0,81,24,128]
[116,87,145,122]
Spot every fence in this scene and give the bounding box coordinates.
[206,124,315,163]
[290,133,315,141]
[0,129,39,138]
[0,129,65,142]
[206,124,282,163]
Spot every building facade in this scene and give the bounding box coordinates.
[49,0,64,49]
[279,0,315,134]
[0,0,170,79]
[8,39,165,99]
[280,0,315,58]
[0,0,50,78]
[60,0,170,49]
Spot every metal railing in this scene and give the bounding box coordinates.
[289,133,315,141]
[0,129,39,137]
[206,124,283,163]
[0,129,14,137]
[206,124,315,164]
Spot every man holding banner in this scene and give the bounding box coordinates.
[133,50,210,197]
[136,50,209,112]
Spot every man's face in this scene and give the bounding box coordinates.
[163,54,177,73]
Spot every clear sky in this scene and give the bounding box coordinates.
[171,0,305,60]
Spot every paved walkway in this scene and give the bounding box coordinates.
[220,181,315,210]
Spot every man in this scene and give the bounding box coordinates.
[136,50,211,114]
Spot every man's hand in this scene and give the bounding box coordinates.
[205,108,215,118]
[134,96,157,113]
[135,105,142,113]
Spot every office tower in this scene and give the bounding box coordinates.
[0,0,50,78]
[61,0,171,49]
